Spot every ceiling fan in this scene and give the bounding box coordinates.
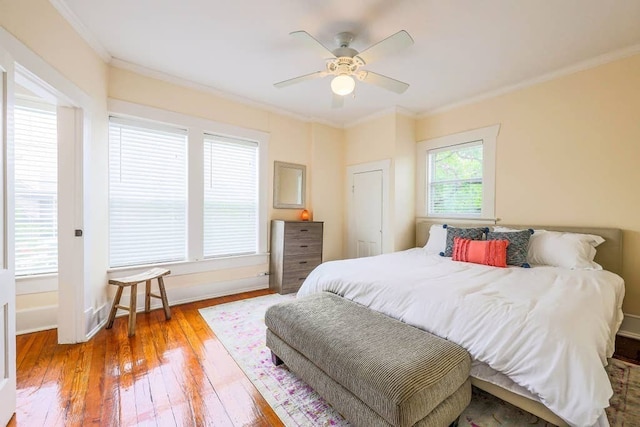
[274,30,414,108]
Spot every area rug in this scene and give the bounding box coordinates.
[199,294,639,426]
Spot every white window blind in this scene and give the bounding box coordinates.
[203,135,258,257]
[14,103,58,276]
[428,141,483,216]
[109,118,187,267]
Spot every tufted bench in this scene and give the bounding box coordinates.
[265,292,471,427]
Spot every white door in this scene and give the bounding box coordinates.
[351,170,383,258]
[0,47,17,425]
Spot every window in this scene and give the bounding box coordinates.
[109,118,187,267]
[14,102,58,276]
[417,124,499,219]
[428,141,483,216]
[203,135,258,257]
[107,99,270,273]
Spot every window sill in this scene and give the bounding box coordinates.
[107,252,270,278]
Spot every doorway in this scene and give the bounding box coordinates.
[346,160,391,259]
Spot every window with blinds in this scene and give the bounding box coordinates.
[203,135,258,257]
[428,141,483,216]
[14,103,58,276]
[109,118,187,268]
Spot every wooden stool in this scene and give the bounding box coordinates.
[106,267,171,336]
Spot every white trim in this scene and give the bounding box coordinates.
[16,305,57,335]
[107,253,269,278]
[86,276,269,340]
[1,26,93,344]
[420,43,640,117]
[346,160,392,257]
[107,99,270,265]
[416,124,499,220]
[109,58,340,128]
[16,274,57,295]
[619,313,640,340]
[48,0,112,62]
[18,275,270,337]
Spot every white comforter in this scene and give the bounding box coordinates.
[297,249,625,427]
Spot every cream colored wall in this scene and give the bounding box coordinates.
[345,114,396,166]
[310,123,345,261]
[416,53,640,315]
[1,0,110,328]
[394,114,416,250]
[344,113,417,253]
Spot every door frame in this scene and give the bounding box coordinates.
[0,40,17,426]
[0,27,92,343]
[346,159,391,258]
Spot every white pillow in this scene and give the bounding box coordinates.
[492,226,605,270]
[424,224,447,255]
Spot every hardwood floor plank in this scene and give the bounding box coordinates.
[82,326,107,425]
[174,307,280,427]
[149,308,232,426]
[12,290,288,426]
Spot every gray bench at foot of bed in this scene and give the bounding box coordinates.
[265,292,472,427]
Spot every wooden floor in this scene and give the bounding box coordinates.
[9,289,284,427]
[9,289,640,427]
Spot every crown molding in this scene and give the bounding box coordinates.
[48,0,112,62]
[419,42,640,118]
[109,58,344,128]
[343,106,418,128]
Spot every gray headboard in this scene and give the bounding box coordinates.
[416,219,623,276]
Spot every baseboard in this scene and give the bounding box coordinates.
[85,303,109,340]
[87,275,270,337]
[18,276,269,338]
[619,313,640,340]
[16,304,57,335]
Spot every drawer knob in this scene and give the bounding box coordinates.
[298,278,306,281]
[300,229,308,232]
[300,245,308,248]
[299,261,307,264]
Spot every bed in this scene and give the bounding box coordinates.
[296,220,625,427]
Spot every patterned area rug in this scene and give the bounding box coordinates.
[199,294,639,427]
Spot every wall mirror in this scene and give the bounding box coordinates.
[274,161,306,209]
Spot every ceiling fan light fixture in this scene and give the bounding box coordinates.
[331,75,355,96]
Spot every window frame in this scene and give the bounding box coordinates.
[107,99,269,275]
[416,124,499,220]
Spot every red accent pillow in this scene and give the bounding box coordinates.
[452,237,509,268]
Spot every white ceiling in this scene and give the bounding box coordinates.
[59,0,640,126]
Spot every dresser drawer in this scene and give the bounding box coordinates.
[284,241,322,256]
[283,254,322,274]
[281,272,312,292]
[284,222,323,240]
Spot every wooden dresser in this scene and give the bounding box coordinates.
[269,220,323,294]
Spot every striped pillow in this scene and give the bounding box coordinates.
[441,226,489,257]
[452,237,509,268]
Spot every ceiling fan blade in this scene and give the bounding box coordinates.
[359,71,409,94]
[274,71,327,88]
[331,93,344,109]
[355,30,414,65]
[290,31,337,59]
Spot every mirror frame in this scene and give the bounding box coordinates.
[273,161,306,209]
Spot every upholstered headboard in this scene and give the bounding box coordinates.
[416,219,623,276]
